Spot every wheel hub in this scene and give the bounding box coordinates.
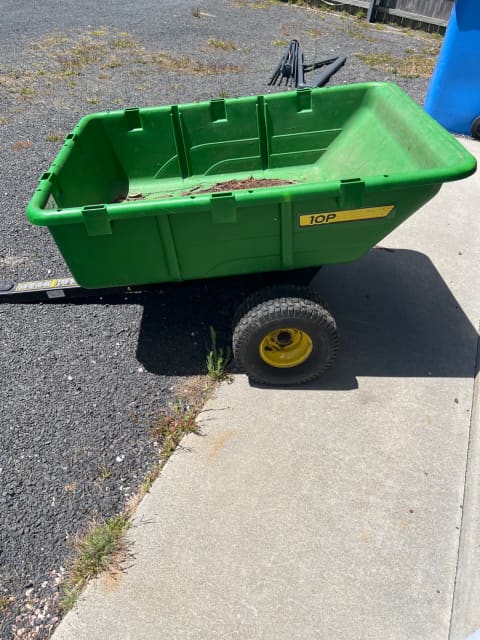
[259,327,313,368]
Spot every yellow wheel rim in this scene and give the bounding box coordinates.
[259,327,313,368]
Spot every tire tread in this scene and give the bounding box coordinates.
[233,287,338,385]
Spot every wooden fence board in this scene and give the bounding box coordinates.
[382,0,452,20]
[321,0,453,28]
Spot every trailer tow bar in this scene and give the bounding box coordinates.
[0,277,144,303]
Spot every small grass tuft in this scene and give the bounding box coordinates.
[206,326,231,382]
[112,37,139,50]
[46,132,63,142]
[100,465,112,480]
[0,595,14,613]
[141,464,160,494]
[208,38,237,51]
[272,38,289,47]
[356,46,439,78]
[0,116,10,125]
[192,6,201,17]
[61,513,129,610]
[55,41,107,74]
[102,57,122,69]
[20,87,36,97]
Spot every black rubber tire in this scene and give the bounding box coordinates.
[471,116,480,140]
[233,286,338,386]
[233,284,329,326]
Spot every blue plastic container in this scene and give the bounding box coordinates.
[424,0,480,138]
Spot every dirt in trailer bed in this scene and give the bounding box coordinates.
[183,177,295,194]
[0,0,436,637]
[115,178,295,202]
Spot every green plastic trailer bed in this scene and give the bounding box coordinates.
[25,82,476,385]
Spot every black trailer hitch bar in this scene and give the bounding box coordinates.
[0,277,147,303]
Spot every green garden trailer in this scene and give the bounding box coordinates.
[3,82,476,384]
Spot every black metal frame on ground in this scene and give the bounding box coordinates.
[268,39,346,89]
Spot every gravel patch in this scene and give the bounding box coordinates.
[0,1,436,637]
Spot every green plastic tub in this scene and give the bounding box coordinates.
[27,82,476,289]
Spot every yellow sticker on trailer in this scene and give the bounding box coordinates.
[299,205,395,227]
[14,277,77,292]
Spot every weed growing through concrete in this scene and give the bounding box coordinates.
[206,326,231,382]
[151,402,202,462]
[141,464,161,494]
[61,513,129,610]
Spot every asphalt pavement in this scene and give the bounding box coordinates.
[52,138,480,640]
